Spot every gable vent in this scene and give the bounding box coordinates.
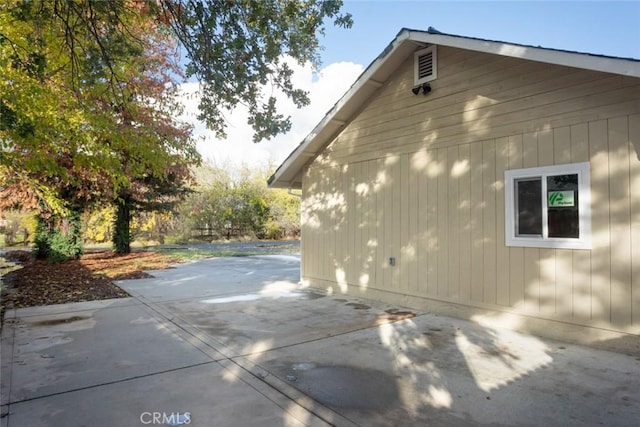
[418,52,433,78]
[414,45,437,85]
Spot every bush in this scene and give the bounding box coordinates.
[47,230,83,263]
[33,212,84,263]
[263,220,284,240]
[34,217,50,259]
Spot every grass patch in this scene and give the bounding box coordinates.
[150,247,261,260]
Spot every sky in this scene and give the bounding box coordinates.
[180,1,640,172]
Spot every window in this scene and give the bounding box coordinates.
[414,45,437,85]
[505,162,591,249]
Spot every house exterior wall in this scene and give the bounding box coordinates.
[300,46,640,346]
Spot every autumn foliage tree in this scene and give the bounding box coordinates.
[1,0,199,257]
[1,0,351,257]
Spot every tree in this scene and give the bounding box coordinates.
[113,160,195,253]
[1,0,200,257]
[264,188,301,239]
[1,0,140,202]
[1,0,349,255]
[171,165,299,242]
[158,0,353,141]
[2,0,353,150]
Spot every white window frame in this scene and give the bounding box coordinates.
[414,45,437,85]
[504,162,591,250]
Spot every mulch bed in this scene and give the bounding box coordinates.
[2,251,127,308]
[1,250,178,309]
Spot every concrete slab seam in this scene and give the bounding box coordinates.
[134,293,433,427]
[4,360,216,406]
[224,357,358,427]
[130,293,351,427]
[137,298,230,361]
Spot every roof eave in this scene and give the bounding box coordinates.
[268,29,640,189]
[268,29,419,189]
[407,30,640,78]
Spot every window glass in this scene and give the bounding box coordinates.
[547,174,579,238]
[515,178,542,236]
[505,162,590,250]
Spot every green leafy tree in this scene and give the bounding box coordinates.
[171,165,299,242]
[156,0,353,141]
[264,188,301,239]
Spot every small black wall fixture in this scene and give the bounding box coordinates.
[411,82,431,95]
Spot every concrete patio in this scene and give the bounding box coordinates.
[2,255,639,426]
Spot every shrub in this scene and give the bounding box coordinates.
[47,230,83,263]
[33,212,84,263]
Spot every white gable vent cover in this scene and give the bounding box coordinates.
[414,45,437,85]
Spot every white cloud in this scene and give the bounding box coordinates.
[177,60,364,172]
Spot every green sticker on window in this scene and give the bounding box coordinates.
[548,191,575,207]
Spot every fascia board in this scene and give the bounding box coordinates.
[408,31,640,78]
[268,30,416,188]
[268,29,640,189]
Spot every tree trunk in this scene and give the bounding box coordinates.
[113,197,131,254]
[68,208,84,259]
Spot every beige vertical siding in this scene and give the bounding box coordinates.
[301,46,640,335]
[609,116,633,328]
[589,120,612,323]
[631,114,640,326]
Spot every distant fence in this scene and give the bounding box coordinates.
[190,227,242,240]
